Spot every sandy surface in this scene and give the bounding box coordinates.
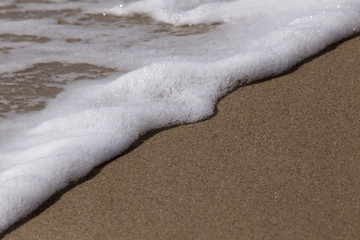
[2,35,360,239]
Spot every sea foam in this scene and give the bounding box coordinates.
[0,0,359,233]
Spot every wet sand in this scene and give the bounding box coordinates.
[3,35,360,239]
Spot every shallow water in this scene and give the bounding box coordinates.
[0,1,225,118]
[0,3,116,116]
[0,62,115,116]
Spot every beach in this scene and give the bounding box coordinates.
[2,35,360,239]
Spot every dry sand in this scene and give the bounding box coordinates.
[2,35,360,239]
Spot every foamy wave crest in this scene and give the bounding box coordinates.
[0,0,359,233]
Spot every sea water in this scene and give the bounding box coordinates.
[0,0,359,233]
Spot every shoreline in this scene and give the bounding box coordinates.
[3,35,360,239]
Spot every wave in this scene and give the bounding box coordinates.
[0,0,359,233]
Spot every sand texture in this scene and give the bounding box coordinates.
[2,35,360,239]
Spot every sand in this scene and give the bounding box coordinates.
[2,35,360,239]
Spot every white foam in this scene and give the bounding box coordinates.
[0,0,359,233]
